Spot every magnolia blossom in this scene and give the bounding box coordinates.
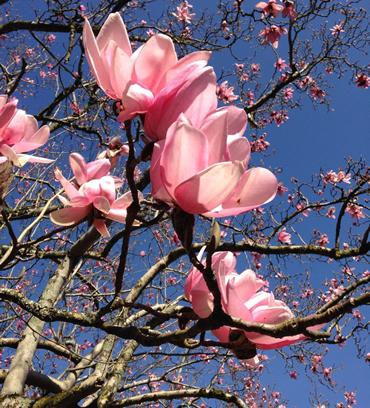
[150,106,277,216]
[173,1,195,24]
[258,25,287,48]
[277,228,292,244]
[282,1,297,20]
[255,1,283,18]
[185,249,324,357]
[96,136,130,170]
[0,95,51,167]
[50,154,141,236]
[83,13,210,122]
[216,81,238,104]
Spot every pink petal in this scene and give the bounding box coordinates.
[86,158,111,182]
[20,116,38,142]
[190,289,214,318]
[156,51,211,90]
[99,176,116,206]
[83,18,112,96]
[50,205,91,226]
[174,161,245,214]
[117,83,154,122]
[144,66,217,140]
[218,106,248,138]
[68,196,93,207]
[13,125,50,153]
[160,121,209,201]
[106,43,134,98]
[227,135,251,166]
[55,168,80,200]
[198,109,229,166]
[232,269,265,303]
[93,219,110,237]
[225,278,253,321]
[0,99,17,140]
[95,13,132,57]
[134,34,177,94]
[93,196,111,214]
[1,110,27,145]
[223,167,277,209]
[70,153,87,185]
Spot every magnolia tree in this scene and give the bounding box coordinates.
[0,0,369,407]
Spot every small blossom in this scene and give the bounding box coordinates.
[258,25,288,48]
[355,73,370,89]
[274,58,286,72]
[216,81,238,104]
[282,1,297,20]
[255,1,283,18]
[278,228,292,245]
[330,22,345,36]
[173,1,195,25]
[317,234,329,247]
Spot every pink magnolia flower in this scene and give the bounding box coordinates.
[355,72,370,89]
[258,25,287,48]
[83,13,210,122]
[50,155,141,236]
[96,136,130,170]
[150,106,277,216]
[282,1,297,21]
[216,81,238,104]
[277,228,292,244]
[173,1,195,25]
[185,248,324,355]
[330,22,344,36]
[274,58,286,72]
[345,203,365,221]
[0,95,51,167]
[255,1,283,18]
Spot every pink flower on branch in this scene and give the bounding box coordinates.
[277,228,292,244]
[216,81,238,104]
[0,95,51,167]
[255,1,283,18]
[258,25,287,48]
[173,1,195,25]
[185,249,324,360]
[50,154,141,236]
[150,106,277,217]
[355,72,370,89]
[83,13,210,122]
[330,22,345,36]
[282,1,297,21]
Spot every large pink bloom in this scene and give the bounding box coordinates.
[185,249,324,352]
[0,95,51,167]
[150,106,277,216]
[50,155,141,236]
[83,12,210,122]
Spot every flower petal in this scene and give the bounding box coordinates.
[134,34,177,94]
[50,205,91,226]
[174,161,245,214]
